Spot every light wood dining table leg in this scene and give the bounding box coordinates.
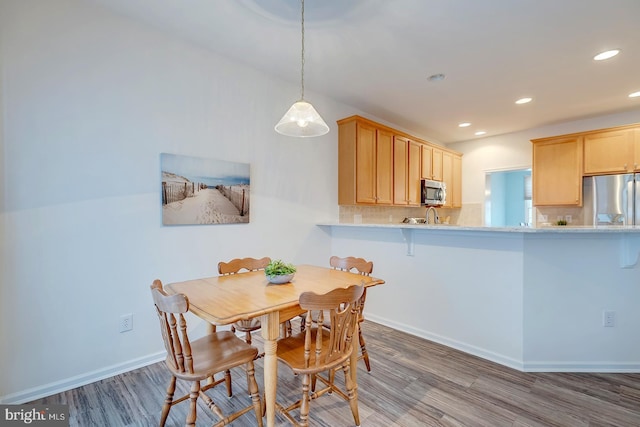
[261,312,280,427]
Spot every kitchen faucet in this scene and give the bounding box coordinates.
[425,206,439,224]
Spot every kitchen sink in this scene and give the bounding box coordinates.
[402,217,453,225]
[402,217,427,224]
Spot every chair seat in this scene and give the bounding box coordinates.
[232,318,261,332]
[167,331,258,381]
[276,328,352,375]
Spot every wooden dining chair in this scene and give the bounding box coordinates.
[300,256,374,372]
[218,256,292,343]
[275,284,365,427]
[150,280,264,427]
[217,257,270,344]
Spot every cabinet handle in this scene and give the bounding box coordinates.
[624,164,628,169]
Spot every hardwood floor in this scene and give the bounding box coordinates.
[30,320,640,426]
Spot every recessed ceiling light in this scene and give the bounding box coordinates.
[427,73,446,82]
[475,131,487,136]
[594,49,620,61]
[458,122,471,128]
[515,97,532,105]
[629,91,640,98]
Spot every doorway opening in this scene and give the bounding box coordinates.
[484,168,532,227]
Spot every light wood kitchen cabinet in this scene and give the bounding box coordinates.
[338,117,393,205]
[636,127,640,170]
[421,144,433,179]
[442,151,462,208]
[452,154,462,208]
[421,144,445,182]
[393,136,421,206]
[432,147,443,181]
[531,135,583,206]
[338,115,463,208]
[408,140,422,205]
[583,125,639,175]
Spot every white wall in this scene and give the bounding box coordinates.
[0,0,358,402]
[522,233,640,371]
[328,226,525,368]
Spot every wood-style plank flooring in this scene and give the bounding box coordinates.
[30,320,640,426]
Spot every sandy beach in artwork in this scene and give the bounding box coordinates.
[162,186,249,225]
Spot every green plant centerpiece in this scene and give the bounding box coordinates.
[265,259,297,284]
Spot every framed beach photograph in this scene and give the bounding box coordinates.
[161,153,250,225]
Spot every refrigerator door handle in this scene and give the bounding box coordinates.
[635,174,640,226]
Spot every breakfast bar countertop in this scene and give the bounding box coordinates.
[317,222,640,233]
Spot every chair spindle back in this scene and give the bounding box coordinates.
[299,284,364,367]
[151,280,194,374]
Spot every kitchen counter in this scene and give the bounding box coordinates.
[318,222,640,259]
[318,222,640,233]
[319,221,640,373]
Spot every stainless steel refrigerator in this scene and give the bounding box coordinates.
[583,174,640,226]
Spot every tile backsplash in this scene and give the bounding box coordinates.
[338,203,483,226]
[338,204,587,227]
[534,206,586,226]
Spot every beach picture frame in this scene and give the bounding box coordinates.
[161,153,250,225]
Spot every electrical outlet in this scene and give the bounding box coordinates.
[603,310,615,327]
[540,215,548,222]
[565,215,572,223]
[120,313,133,332]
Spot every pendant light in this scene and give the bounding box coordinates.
[275,0,329,137]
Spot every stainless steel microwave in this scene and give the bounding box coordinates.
[421,179,446,206]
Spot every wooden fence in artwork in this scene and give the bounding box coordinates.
[217,185,249,216]
[162,182,249,216]
[162,181,204,205]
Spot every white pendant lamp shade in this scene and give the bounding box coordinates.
[275,0,329,138]
[275,100,329,137]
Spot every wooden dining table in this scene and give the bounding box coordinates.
[165,264,385,427]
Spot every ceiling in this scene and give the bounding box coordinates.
[88,0,640,144]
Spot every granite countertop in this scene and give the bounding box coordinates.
[317,222,640,233]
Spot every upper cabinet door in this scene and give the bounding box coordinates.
[355,122,377,204]
[375,129,394,205]
[583,128,635,175]
[451,155,462,208]
[634,128,640,172]
[408,140,422,205]
[338,118,393,205]
[532,136,583,206]
[421,144,433,179]
[432,147,443,181]
[393,136,409,205]
[442,151,453,208]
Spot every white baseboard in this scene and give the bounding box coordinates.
[365,314,640,373]
[522,361,640,372]
[0,351,166,404]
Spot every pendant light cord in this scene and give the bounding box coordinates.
[300,0,305,101]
